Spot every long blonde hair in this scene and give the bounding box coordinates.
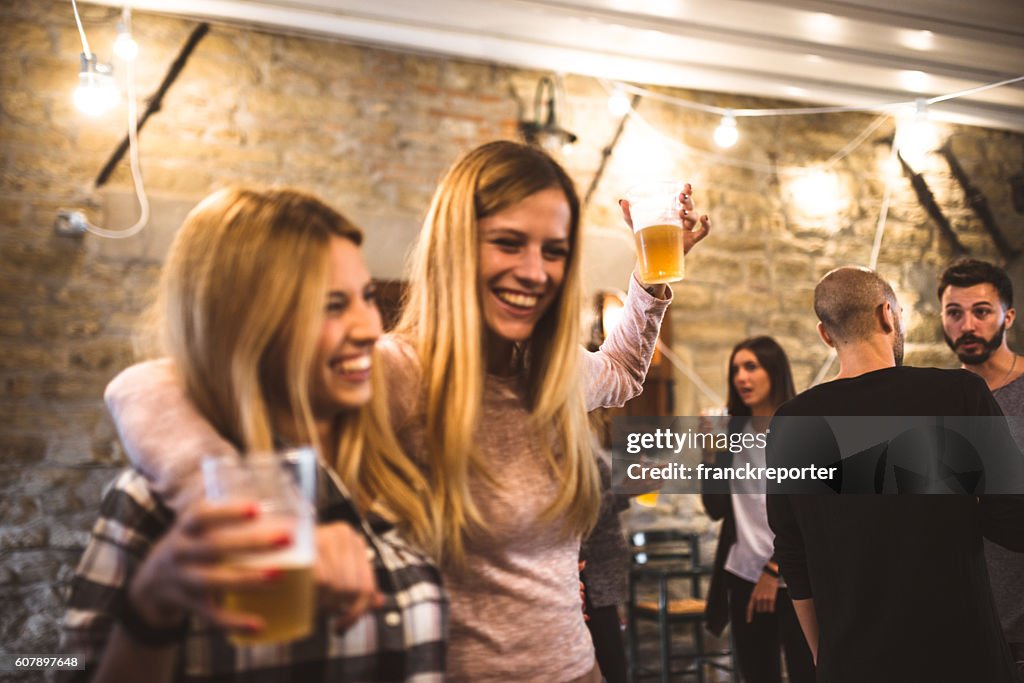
[393,141,601,566]
[157,187,437,555]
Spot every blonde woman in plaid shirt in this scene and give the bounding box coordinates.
[61,188,445,682]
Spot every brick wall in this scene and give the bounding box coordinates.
[2,0,1022,659]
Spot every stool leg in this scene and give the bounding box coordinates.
[695,625,706,683]
[659,611,670,683]
[628,579,639,682]
[659,577,670,683]
[728,625,739,683]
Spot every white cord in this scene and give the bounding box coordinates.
[70,0,92,59]
[656,338,725,407]
[84,7,150,240]
[611,90,895,176]
[824,113,890,168]
[611,75,1024,119]
[809,116,899,387]
[927,75,1024,105]
[868,131,899,270]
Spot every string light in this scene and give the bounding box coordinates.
[74,53,119,116]
[113,8,139,61]
[713,112,738,148]
[607,87,632,117]
[895,98,939,169]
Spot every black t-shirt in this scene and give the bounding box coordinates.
[766,366,1024,683]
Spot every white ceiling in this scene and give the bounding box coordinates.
[91,0,1024,131]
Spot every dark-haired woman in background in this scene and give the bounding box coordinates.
[701,336,814,683]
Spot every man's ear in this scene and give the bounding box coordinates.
[817,321,835,349]
[878,302,895,334]
[1005,306,1016,329]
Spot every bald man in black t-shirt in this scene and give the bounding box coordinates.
[766,266,1024,683]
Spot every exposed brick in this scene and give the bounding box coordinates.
[3,0,1024,658]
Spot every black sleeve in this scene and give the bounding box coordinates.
[979,495,1024,551]
[766,493,811,599]
[700,450,732,520]
[765,413,812,597]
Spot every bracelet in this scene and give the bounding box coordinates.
[762,564,780,578]
[115,593,189,648]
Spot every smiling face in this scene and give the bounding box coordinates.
[309,236,382,417]
[477,187,571,349]
[941,283,1013,365]
[731,349,773,414]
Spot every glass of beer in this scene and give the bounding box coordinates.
[635,491,660,507]
[202,447,317,646]
[626,181,686,284]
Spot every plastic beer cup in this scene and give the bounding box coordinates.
[626,181,686,284]
[202,447,317,645]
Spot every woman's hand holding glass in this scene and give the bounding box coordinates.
[127,499,299,638]
[127,503,383,640]
[618,182,712,253]
[619,182,712,290]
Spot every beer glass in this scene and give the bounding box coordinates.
[202,447,317,645]
[626,181,686,284]
[635,491,660,508]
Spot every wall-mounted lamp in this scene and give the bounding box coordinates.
[788,167,843,222]
[518,76,577,155]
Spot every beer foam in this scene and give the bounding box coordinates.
[232,546,314,568]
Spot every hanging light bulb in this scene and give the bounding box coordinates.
[896,98,938,170]
[608,87,631,117]
[113,23,139,61]
[73,53,119,116]
[713,112,739,148]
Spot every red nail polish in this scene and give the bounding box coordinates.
[245,504,260,519]
[273,533,292,547]
[263,568,283,581]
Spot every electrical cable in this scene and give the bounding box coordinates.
[69,3,149,239]
[809,119,900,387]
[656,338,725,407]
[611,75,1024,119]
[70,0,92,59]
[84,39,149,240]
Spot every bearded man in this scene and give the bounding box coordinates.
[939,257,1024,676]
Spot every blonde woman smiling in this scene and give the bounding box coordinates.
[62,188,444,682]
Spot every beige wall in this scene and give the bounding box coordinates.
[2,0,1023,655]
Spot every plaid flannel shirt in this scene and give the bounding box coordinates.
[60,464,446,682]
